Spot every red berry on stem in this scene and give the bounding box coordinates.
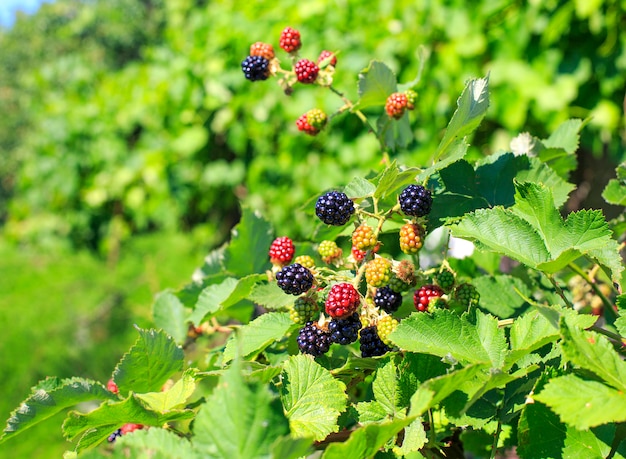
[269,236,295,265]
[317,50,337,67]
[294,59,319,84]
[325,283,360,319]
[385,92,409,119]
[413,284,444,312]
[279,26,301,53]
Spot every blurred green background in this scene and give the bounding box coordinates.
[1,0,625,456]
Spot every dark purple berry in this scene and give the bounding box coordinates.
[241,55,270,81]
[276,263,314,295]
[297,322,331,356]
[315,191,355,226]
[374,286,403,313]
[399,184,433,217]
[360,326,391,357]
[107,428,122,443]
[328,312,362,345]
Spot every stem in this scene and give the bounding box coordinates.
[427,409,437,446]
[328,85,378,133]
[568,262,618,322]
[490,420,502,459]
[547,274,574,309]
[589,324,626,349]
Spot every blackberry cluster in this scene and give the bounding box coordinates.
[374,286,403,313]
[399,184,433,217]
[297,322,331,356]
[315,191,355,225]
[107,428,122,443]
[360,326,391,357]
[328,312,362,345]
[435,269,455,292]
[276,263,314,295]
[241,55,270,81]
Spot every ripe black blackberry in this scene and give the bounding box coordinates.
[107,428,122,443]
[241,55,270,81]
[276,263,314,295]
[374,286,403,313]
[315,191,355,226]
[297,322,331,356]
[328,312,362,345]
[398,184,433,217]
[360,326,391,357]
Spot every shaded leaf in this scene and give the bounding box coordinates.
[152,290,189,344]
[355,61,397,110]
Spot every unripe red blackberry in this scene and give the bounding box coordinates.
[377,315,399,346]
[398,184,433,217]
[317,50,337,67]
[351,242,380,263]
[454,283,480,308]
[328,312,362,345]
[294,59,319,84]
[241,55,270,81]
[120,423,143,435]
[405,89,418,110]
[352,223,377,251]
[365,257,392,288]
[296,108,327,135]
[315,191,355,226]
[297,321,331,356]
[385,92,409,119]
[360,326,391,357]
[374,286,403,313]
[250,42,275,60]
[269,236,295,265]
[106,379,119,394]
[325,282,361,319]
[435,268,455,293]
[414,284,444,312]
[318,240,342,264]
[399,222,425,254]
[276,263,315,295]
[279,26,301,53]
[290,296,319,324]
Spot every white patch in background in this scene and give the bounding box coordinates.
[420,227,475,270]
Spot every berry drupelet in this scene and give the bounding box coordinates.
[360,326,391,357]
[297,322,331,356]
[315,191,355,226]
[241,55,270,81]
[328,312,362,345]
[398,184,433,217]
[276,263,315,295]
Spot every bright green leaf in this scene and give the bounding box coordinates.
[152,290,189,344]
[136,369,197,412]
[473,275,531,318]
[113,328,184,395]
[224,208,274,276]
[355,61,397,110]
[372,360,401,418]
[344,176,377,199]
[248,282,294,311]
[281,355,347,441]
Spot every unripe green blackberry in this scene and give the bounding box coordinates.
[318,240,342,264]
[290,296,319,324]
[454,283,480,308]
[387,275,411,293]
[352,223,377,251]
[428,296,448,311]
[405,89,418,110]
[294,255,315,271]
[376,315,399,346]
[399,222,425,254]
[365,257,392,288]
[435,268,455,293]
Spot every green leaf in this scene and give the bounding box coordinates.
[189,274,265,324]
[615,306,626,336]
[344,176,377,199]
[534,374,626,429]
[473,275,531,318]
[373,161,420,201]
[193,362,289,459]
[389,309,508,367]
[515,156,575,207]
[356,401,389,424]
[135,369,197,412]
[113,328,184,395]
[281,355,347,441]
[418,139,468,182]
[602,163,626,205]
[152,290,189,344]
[270,436,314,459]
[517,399,566,459]
[377,111,414,152]
[434,75,490,162]
[507,310,560,362]
[321,417,414,459]
[542,118,583,154]
[393,418,427,456]
[248,282,294,311]
[105,427,201,459]
[62,395,193,452]
[223,312,298,363]
[0,377,116,444]
[373,360,402,418]
[355,61,397,110]
[559,319,626,392]
[223,208,274,276]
